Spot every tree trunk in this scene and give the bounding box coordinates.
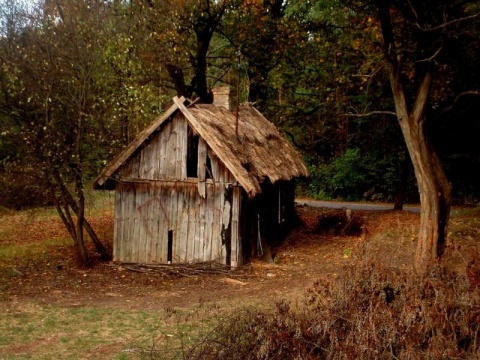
[55,172,111,260]
[46,173,89,265]
[390,68,452,272]
[48,167,111,264]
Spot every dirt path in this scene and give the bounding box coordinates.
[3,203,478,314]
[0,205,423,312]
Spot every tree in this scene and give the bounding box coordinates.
[270,1,412,205]
[372,0,480,271]
[222,0,289,109]
[137,0,234,103]
[0,0,112,264]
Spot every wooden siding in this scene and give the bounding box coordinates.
[119,113,187,181]
[114,181,242,265]
[113,112,242,265]
[118,113,235,184]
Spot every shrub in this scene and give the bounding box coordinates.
[305,148,417,202]
[184,261,480,360]
[0,171,51,209]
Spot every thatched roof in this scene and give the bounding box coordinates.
[94,96,309,197]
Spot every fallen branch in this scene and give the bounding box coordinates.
[106,261,254,278]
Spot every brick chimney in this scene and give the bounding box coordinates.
[212,86,231,110]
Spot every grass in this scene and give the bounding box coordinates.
[1,302,158,359]
[0,299,230,359]
[0,191,114,264]
[0,238,70,262]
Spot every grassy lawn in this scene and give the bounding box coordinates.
[0,299,230,359]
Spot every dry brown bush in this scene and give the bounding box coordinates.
[182,257,480,360]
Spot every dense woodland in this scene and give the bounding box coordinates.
[0,0,479,269]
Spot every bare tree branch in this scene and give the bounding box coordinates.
[443,90,480,111]
[416,47,442,63]
[415,12,480,32]
[344,111,397,117]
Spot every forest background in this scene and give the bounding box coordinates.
[0,0,479,267]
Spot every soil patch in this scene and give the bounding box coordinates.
[0,204,478,311]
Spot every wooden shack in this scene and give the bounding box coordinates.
[94,89,309,266]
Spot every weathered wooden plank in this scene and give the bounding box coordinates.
[153,129,161,180]
[179,188,190,262]
[153,217,160,263]
[138,142,146,179]
[231,186,241,267]
[166,186,173,262]
[209,152,235,184]
[209,149,220,181]
[150,131,159,179]
[120,186,128,262]
[157,189,168,263]
[119,151,140,180]
[173,116,182,180]
[151,188,161,263]
[191,185,200,263]
[197,193,206,262]
[166,120,177,180]
[179,117,188,180]
[197,137,207,198]
[118,158,132,180]
[145,142,156,179]
[113,188,122,262]
[131,153,141,179]
[221,186,233,265]
[187,186,197,263]
[134,187,143,263]
[124,187,133,263]
[143,185,153,263]
[169,185,178,262]
[211,183,223,262]
[174,188,184,262]
[142,187,151,263]
[131,189,140,263]
[158,120,169,179]
[224,165,235,183]
[203,184,214,262]
[135,188,144,263]
[140,187,148,263]
[137,187,147,263]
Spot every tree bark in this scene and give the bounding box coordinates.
[389,68,452,272]
[376,0,452,272]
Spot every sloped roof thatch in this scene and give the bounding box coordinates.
[94,96,309,197]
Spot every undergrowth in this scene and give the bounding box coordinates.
[174,257,480,360]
